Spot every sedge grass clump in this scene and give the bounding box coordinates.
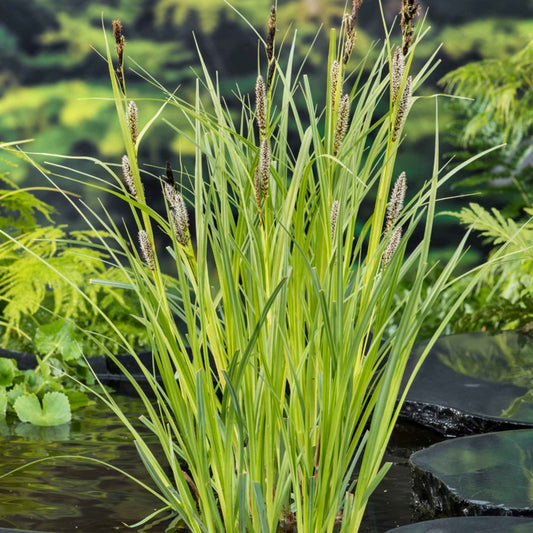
[2,1,510,531]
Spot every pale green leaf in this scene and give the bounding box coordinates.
[14,391,72,426]
[0,389,7,419]
[35,319,83,361]
[0,358,16,387]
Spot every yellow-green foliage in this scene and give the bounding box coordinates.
[446,204,533,331]
[450,203,533,252]
[0,174,55,232]
[0,173,149,353]
[1,225,108,329]
[441,38,533,144]
[42,13,191,73]
[0,80,191,183]
[439,19,533,60]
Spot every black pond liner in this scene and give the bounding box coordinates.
[385,516,533,532]
[0,347,159,396]
[400,331,533,436]
[410,429,533,519]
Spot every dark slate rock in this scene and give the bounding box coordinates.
[410,429,533,518]
[386,516,533,532]
[401,331,533,436]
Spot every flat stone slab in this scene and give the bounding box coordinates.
[402,331,533,435]
[386,516,533,532]
[410,429,533,518]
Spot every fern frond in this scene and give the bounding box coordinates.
[441,38,533,145]
[445,203,533,251]
[0,176,56,233]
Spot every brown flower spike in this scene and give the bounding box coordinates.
[266,6,277,91]
[400,0,420,56]
[164,161,176,187]
[112,19,126,94]
[343,0,364,64]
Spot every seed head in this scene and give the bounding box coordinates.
[400,0,420,56]
[128,101,138,145]
[343,33,356,65]
[170,195,190,246]
[392,76,412,142]
[255,75,267,138]
[138,230,155,271]
[383,227,402,268]
[334,94,350,156]
[165,161,176,187]
[164,182,180,210]
[391,46,405,105]
[343,0,363,64]
[121,155,137,197]
[266,6,276,63]
[259,138,270,197]
[385,171,407,232]
[112,20,123,45]
[254,167,263,221]
[112,20,126,94]
[330,200,340,241]
[112,20,125,62]
[266,6,277,91]
[330,61,341,111]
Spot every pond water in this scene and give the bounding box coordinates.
[403,331,533,435]
[0,395,443,532]
[411,429,533,516]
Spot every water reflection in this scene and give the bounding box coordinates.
[411,429,533,511]
[407,331,533,424]
[0,396,162,532]
[0,393,443,532]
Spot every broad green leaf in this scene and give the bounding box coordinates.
[22,370,44,391]
[14,391,72,426]
[0,389,7,419]
[35,319,83,362]
[7,383,25,406]
[64,390,91,411]
[0,358,16,387]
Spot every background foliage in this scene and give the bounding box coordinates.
[1,0,532,343]
[1,1,531,226]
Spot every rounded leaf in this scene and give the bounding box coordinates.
[0,389,7,419]
[0,358,16,387]
[14,392,71,426]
